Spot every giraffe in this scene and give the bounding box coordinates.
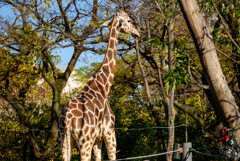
[59,9,140,161]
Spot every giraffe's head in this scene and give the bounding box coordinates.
[103,9,140,38]
[116,10,140,38]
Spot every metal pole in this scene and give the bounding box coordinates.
[183,142,192,161]
[184,86,188,143]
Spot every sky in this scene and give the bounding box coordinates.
[52,44,105,70]
[0,3,106,71]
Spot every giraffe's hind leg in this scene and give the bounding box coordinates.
[61,129,74,161]
[93,139,103,161]
[104,130,117,160]
[80,139,95,161]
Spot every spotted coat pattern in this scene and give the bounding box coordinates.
[59,10,140,161]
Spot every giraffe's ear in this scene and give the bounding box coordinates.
[119,19,123,28]
[102,20,112,27]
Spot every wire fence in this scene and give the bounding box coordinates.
[115,124,186,130]
[104,149,181,161]
[191,148,219,158]
[0,124,186,133]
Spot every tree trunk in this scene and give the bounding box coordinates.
[27,132,41,159]
[166,18,175,161]
[43,87,62,158]
[179,0,240,141]
[166,84,175,161]
[48,88,61,142]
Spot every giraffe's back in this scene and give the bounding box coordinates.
[59,92,107,141]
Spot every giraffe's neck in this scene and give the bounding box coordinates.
[96,17,119,95]
[82,17,119,98]
[102,17,119,69]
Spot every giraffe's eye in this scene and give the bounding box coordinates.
[128,20,131,23]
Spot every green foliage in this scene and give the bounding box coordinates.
[150,37,167,50]
[165,52,190,88]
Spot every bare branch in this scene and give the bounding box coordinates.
[135,38,152,105]
[57,0,70,32]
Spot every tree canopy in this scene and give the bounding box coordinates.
[1,0,240,160]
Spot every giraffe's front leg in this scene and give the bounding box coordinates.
[93,139,103,161]
[104,129,117,160]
